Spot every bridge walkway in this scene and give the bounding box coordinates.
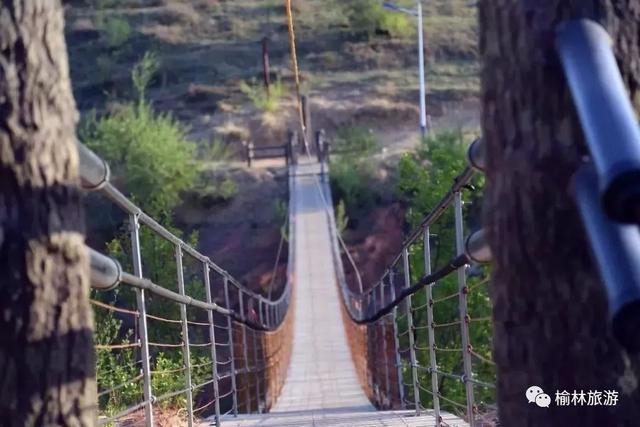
[217,161,465,426]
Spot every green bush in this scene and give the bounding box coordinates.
[396,130,493,412]
[132,51,159,103]
[94,309,141,415]
[98,16,132,48]
[329,127,378,212]
[334,127,377,155]
[347,0,415,39]
[89,53,237,419]
[83,103,197,217]
[336,199,349,234]
[239,77,285,113]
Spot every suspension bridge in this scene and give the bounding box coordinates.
[83,127,490,427]
[76,16,640,427]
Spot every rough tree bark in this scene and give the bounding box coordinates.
[0,1,96,425]
[480,1,640,426]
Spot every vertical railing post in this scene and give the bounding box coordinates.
[423,227,441,426]
[454,192,475,426]
[371,289,379,403]
[380,280,390,407]
[251,328,263,413]
[402,248,421,415]
[223,277,239,416]
[203,263,221,425]
[301,95,312,154]
[130,213,154,427]
[238,294,252,412]
[175,245,194,427]
[389,270,405,407]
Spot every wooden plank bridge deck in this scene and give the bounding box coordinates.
[213,161,467,427]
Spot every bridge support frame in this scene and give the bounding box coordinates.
[380,281,391,407]
[423,227,441,426]
[130,213,154,427]
[175,246,195,427]
[389,271,405,408]
[223,277,239,416]
[454,192,476,426]
[238,295,252,412]
[203,263,222,426]
[402,248,421,415]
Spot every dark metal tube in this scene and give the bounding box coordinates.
[573,164,640,352]
[467,138,485,172]
[465,229,491,264]
[77,143,110,190]
[557,20,640,223]
[88,248,121,291]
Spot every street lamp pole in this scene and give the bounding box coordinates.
[383,1,428,138]
[417,0,427,137]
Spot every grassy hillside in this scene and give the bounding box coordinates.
[65,0,479,148]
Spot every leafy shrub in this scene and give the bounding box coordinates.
[94,309,141,415]
[329,127,378,212]
[89,52,236,418]
[239,77,285,113]
[346,0,415,39]
[98,16,132,48]
[83,103,197,217]
[334,127,377,155]
[396,130,492,411]
[336,199,349,234]
[203,139,234,163]
[132,51,160,103]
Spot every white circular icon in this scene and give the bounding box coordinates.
[526,385,544,403]
[535,393,551,408]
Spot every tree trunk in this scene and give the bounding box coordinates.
[479,1,640,425]
[0,1,95,425]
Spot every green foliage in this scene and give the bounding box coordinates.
[336,199,349,234]
[151,352,211,409]
[240,77,285,113]
[334,127,377,155]
[346,0,415,39]
[89,58,237,417]
[273,199,289,241]
[94,307,141,415]
[83,102,197,217]
[329,127,378,212]
[204,139,234,163]
[132,52,159,104]
[396,131,493,413]
[98,16,132,48]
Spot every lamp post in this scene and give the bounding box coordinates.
[383,1,428,137]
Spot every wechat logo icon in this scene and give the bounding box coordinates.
[526,386,551,408]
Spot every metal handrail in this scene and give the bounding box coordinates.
[81,141,295,425]
[334,138,486,324]
[78,142,291,310]
[325,135,491,426]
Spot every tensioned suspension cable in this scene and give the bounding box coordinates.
[285,0,308,150]
[284,0,365,294]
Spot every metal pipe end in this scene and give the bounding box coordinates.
[465,229,492,264]
[467,138,485,172]
[89,248,122,291]
[78,143,110,190]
